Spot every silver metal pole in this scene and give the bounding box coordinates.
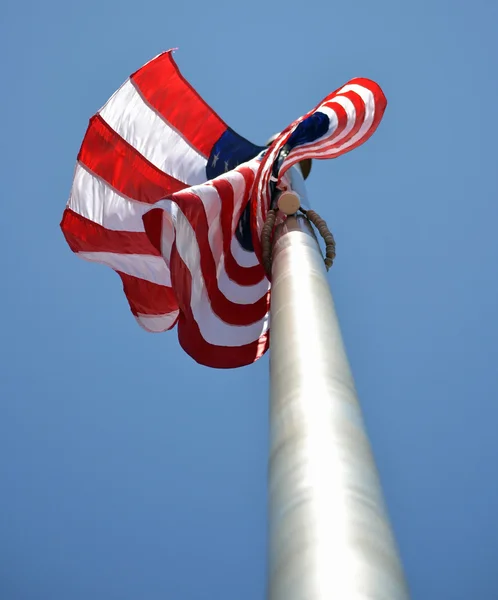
[268,211,410,599]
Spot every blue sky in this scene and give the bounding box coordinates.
[1,0,497,598]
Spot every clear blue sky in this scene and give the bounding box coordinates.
[1,1,497,598]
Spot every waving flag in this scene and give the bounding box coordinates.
[61,50,387,368]
[249,79,387,260]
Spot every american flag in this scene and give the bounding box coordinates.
[61,50,387,368]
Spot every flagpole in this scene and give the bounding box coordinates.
[267,185,410,598]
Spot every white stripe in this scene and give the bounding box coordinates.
[77,252,171,286]
[230,237,259,267]
[136,312,179,332]
[69,164,149,232]
[318,106,339,136]
[100,79,207,186]
[174,208,269,346]
[321,95,356,147]
[228,162,259,268]
[159,209,175,266]
[193,184,224,263]
[216,255,269,303]
[228,167,249,230]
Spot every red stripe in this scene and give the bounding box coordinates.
[350,78,388,112]
[118,272,178,317]
[171,246,269,368]
[79,115,187,202]
[141,207,164,255]
[224,245,264,285]
[178,314,269,368]
[212,170,266,286]
[321,90,366,150]
[61,208,160,256]
[131,52,227,159]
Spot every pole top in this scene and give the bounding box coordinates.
[277,191,301,215]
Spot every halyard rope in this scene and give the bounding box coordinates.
[261,208,336,278]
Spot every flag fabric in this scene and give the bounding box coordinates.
[249,79,387,261]
[61,50,387,368]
